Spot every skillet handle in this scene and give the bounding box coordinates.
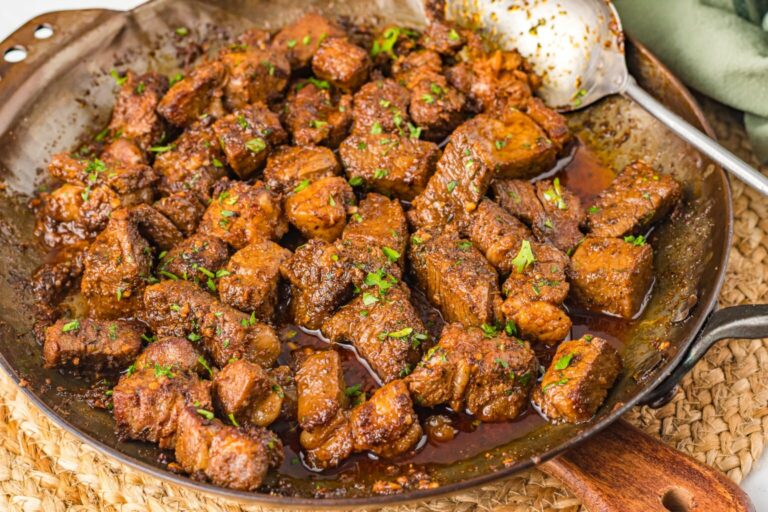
[641,304,768,407]
[541,419,755,512]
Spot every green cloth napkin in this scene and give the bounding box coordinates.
[614,0,768,161]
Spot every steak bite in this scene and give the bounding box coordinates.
[502,299,572,345]
[143,280,281,368]
[420,21,466,56]
[107,71,168,152]
[525,97,572,152]
[272,13,346,69]
[534,178,585,253]
[283,83,353,148]
[532,335,622,423]
[212,103,288,179]
[586,161,682,238]
[408,75,467,142]
[157,60,226,127]
[112,368,212,449]
[197,180,287,249]
[134,337,206,376]
[279,240,362,330]
[218,240,292,322]
[391,49,443,89]
[212,359,284,427]
[158,234,230,287]
[349,380,423,457]
[153,192,206,237]
[351,79,411,135]
[263,145,340,195]
[339,133,439,201]
[322,284,427,383]
[467,198,531,272]
[312,37,372,92]
[295,349,354,469]
[409,225,502,327]
[219,45,290,110]
[174,406,283,491]
[568,236,654,319]
[283,176,354,242]
[42,318,142,370]
[492,179,545,226]
[46,153,157,201]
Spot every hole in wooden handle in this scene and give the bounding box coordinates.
[662,487,693,512]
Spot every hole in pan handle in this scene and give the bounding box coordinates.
[641,304,768,408]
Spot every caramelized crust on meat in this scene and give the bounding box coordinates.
[219,45,290,110]
[284,176,354,242]
[153,192,206,237]
[272,13,346,69]
[213,359,284,427]
[157,60,226,127]
[263,145,341,194]
[134,337,205,376]
[312,37,372,92]
[108,71,168,151]
[159,234,230,287]
[43,318,142,370]
[351,79,411,135]
[283,83,353,148]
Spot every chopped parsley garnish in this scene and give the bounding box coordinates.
[554,352,574,370]
[624,234,646,246]
[245,137,266,153]
[149,144,174,153]
[505,320,517,336]
[407,123,422,139]
[481,324,497,338]
[448,28,460,41]
[328,195,336,207]
[356,141,368,150]
[345,384,362,397]
[542,177,566,209]
[382,246,400,262]
[116,287,124,301]
[386,327,413,339]
[307,77,329,89]
[61,319,80,333]
[294,179,310,193]
[495,139,508,150]
[430,83,443,96]
[494,357,509,369]
[373,168,388,179]
[588,205,600,214]
[196,408,215,420]
[511,240,536,273]
[446,180,457,193]
[228,413,240,427]
[543,378,569,391]
[110,69,128,86]
[175,27,189,36]
[349,176,364,187]
[457,241,472,251]
[286,39,297,48]
[261,60,275,76]
[370,122,383,135]
[154,364,174,378]
[198,356,214,378]
[169,72,184,86]
[371,26,401,58]
[421,93,435,104]
[108,323,118,340]
[302,35,312,45]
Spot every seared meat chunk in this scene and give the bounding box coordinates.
[569,236,654,319]
[323,284,426,383]
[100,138,146,166]
[113,368,212,448]
[35,183,119,246]
[263,145,340,195]
[339,133,439,200]
[174,406,282,491]
[108,71,168,151]
[197,180,287,249]
[279,240,362,329]
[351,79,411,135]
[218,240,292,322]
[502,299,572,345]
[213,359,284,427]
[312,38,372,91]
[127,203,184,251]
[212,103,287,179]
[284,176,354,242]
[492,179,545,226]
[409,225,501,326]
[467,198,531,272]
[421,21,466,56]
[220,45,290,110]
[134,337,206,376]
[43,318,142,370]
[153,192,206,237]
[272,13,345,69]
[586,161,682,238]
[525,97,572,151]
[46,153,157,198]
[534,178,585,253]
[159,234,229,288]
[32,240,88,305]
[392,50,443,89]
[153,121,226,201]
[143,281,280,367]
[283,83,353,148]
[157,60,226,127]
[533,335,621,423]
[296,349,353,469]
[409,76,467,141]
[349,380,422,457]
[407,323,538,421]
[270,365,298,420]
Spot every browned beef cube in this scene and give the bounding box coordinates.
[532,335,622,423]
[339,133,439,200]
[279,240,362,329]
[143,281,281,367]
[501,241,569,304]
[108,71,168,151]
[157,60,226,127]
[134,337,206,376]
[42,318,142,370]
[153,121,226,201]
[501,298,572,345]
[312,38,372,92]
[174,406,282,491]
[467,198,531,271]
[351,79,411,135]
[159,234,230,288]
[392,49,443,89]
[492,179,545,226]
[272,13,346,69]
[409,75,467,141]
[100,138,146,166]
[46,153,157,200]
[322,284,426,383]
[284,176,354,242]
[197,180,288,249]
[263,145,340,195]
[349,380,422,457]
[212,359,284,427]
[113,369,212,449]
[270,365,298,420]
[212,103,287,179]
[420,21,466,56]
[586,161,682,238]
[283,83,353,148]
[218,240,292,322]
[220,45,290,110]
[407,323,538,422]
[295,349,353,469]
[409,225,501,326]
[236,28,272,49]
[370,25,420,68]
[32,240,88,305]
[153,192,206,237]
[534,178,585,253]
[569,236,654,319]
[81,208,153,318]
[127,203,184,251]
[525,97,572,151]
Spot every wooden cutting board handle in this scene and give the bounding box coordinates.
[540,419,754,512]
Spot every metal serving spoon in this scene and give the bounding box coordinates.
[447,0,768,196]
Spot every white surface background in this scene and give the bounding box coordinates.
[1,1,766,509]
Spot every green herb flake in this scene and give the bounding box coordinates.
[196,408,215,420]
[149,144,175,153]
[294,179,311,193]
[446,180,457,193]
[481,324,498,338]
[505,320,517,336]
[543,378,569,391]
[245,137,267,153]
[511,240,536,273]
[349,176,364,187]
[198,356,214,378]
[382,246,400,262]
[62,319,80,333]
[362,293,379,306]
[624,234,646,246]
[228,413,240,427]
[370,122,383,135]
[554,352,574,371]
[421,93,435,104]
[175,27,189,36]
[302,35,312,45]
[110,69,128,86]
[449,28,460,41]
[494,357,509,369]
[374,168,388,179]
[286,39,297,48]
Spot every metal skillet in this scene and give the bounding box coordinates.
[0,0,765,510]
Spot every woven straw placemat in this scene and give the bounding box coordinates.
[0,98,766,512]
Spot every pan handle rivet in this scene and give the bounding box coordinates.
[34,24,54,40]
[3,46,27,63]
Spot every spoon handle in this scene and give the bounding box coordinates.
[625,76,768,196]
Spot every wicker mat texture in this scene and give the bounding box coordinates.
[0,98,766,512]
